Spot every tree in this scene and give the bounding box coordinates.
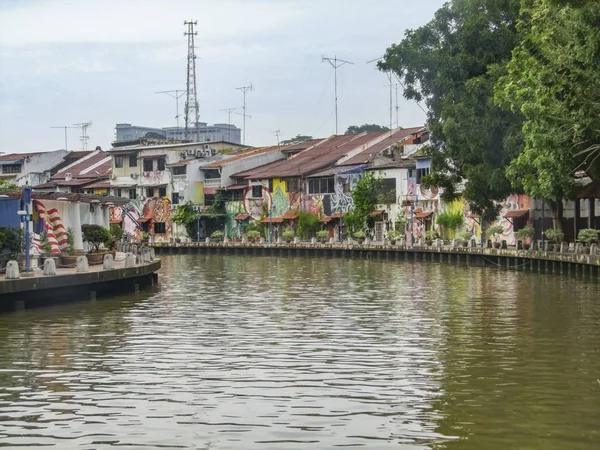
[344,171,382,232]
[345,124,390,135]
[495,0,600,225]
[378,0,524,221]
[82,224,111,253]
[280,134,313,146]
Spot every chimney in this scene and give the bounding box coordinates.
[65,173,72,181]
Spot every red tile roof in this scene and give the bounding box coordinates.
[0,152,43,162]
[52,150,112,180]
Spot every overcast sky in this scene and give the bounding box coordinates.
[0,0,444,153]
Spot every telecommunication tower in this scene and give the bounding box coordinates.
[73,122,92,150]
[184,20,200,141]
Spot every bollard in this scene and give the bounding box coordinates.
[103,253,114,270]
[76,256,89,273]
[43,258,57,276]
[6,260,20,279]
[125,252,136,268]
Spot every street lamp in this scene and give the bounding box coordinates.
[18,185,32,273]
[269,203,273,244]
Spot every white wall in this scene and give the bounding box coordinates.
[17,150,70,186]
[220,150,285,186]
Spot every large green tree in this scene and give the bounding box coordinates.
[378,0,524,221]
[495,0,600,222]
[280,134,313,146]
[345,124,390,135]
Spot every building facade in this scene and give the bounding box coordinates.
[115,123,242,145]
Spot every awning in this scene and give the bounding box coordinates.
[504,209,529,219]
[320,216,332,223]
[260,217,284,223]
[369,209,385,216]
[415,211,433,219]
[225,184,249,191]
[233,213,250,220]
[137,217,151,223]
[204,187,217,195]
[110,219,123,224]
[330,212,346,219]
[282,212,298,220]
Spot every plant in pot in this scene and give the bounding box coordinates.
[387,229,403,245]
[60,228,78,267]
[425,230,437,246]
[353,231,366,244]
[544,228,564,251]
[577,228,599,252]
[211,230,224,242]
[141,231,150,244]
[316,230,329,244]
[486,225,504,249]
[246,230,260,243]
[515,226,535,250]
[283,230,296,244]
[459,231,473,247]
[82,224,112,265]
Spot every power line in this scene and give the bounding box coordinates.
[184,20,200,141]
[50,125,77,151]
[219,108,236,142]
[322,55,353,135]
[155,89,186,128]
[236,83,253,145]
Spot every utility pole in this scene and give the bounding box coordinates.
[50,125,77,150]
[184,20,200,141]
[220,108,236,142]
[322,55,353,135]
[236,83,253,145]
[155,90,186,128]
[273,130,280,145]
[73,122,92,150]
[393,83,400,128]
[384,71,393,136]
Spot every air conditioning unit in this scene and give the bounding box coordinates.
[65,173,72,181]
[109,174,116,180]
[143,172,150,177]
[130,173,138,179]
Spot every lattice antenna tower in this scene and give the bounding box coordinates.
[273,130,280,145]
[73,122,92,150]
[322,55,353,135]
[235,83,253,145]
[184,20,200,141]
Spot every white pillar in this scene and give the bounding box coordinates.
[71,202,84,252]
[94,205,103,227]
[102,206,110,228]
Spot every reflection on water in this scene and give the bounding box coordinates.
[0,255,598,449]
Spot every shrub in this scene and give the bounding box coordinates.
[577,228,599,244]
[545,228,564,243]
[283,230,295,241]
[425,230,438,241]
[246,230,261,241]
[436,211,464,238]
[66,228,75,255]
[388,230,404,241]
[110,224,124,242]
[459,231,473,241]
[485,224,504,242]
[0,227,23,256]
[296,211,320,239]
[316,230,329,241]
[353,231,366,239]
[515,226,535,240]
[81,224,112,253]
[211,230,224,241]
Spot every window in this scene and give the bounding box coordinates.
[114,188,122,197]
[286,177,300,192]
[157,159,166,171]
[143,159,153,172]
[115,156,124,168]
[268,179,274,193]
[146,187,154,198]
[228,190,243,202]
[85,189,94,194]
[129,155,137,167]
[158,186,167,197]
[129,188,137,200]
[172,166,186,175]
[308,177,335,194]
[416,167,430,184]
[154,222,166,234]
[171,192,180,205]
[251,185,263,198]
[2,165,21,174]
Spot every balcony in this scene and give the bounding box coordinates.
[204,178,222,188]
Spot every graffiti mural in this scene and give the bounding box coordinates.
[495,193,531,245]
[226,200,245,237]
[143,197,173,240]
[32,200,67,254]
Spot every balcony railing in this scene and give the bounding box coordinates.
[204,178,222,187]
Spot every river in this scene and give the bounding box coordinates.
[0,254,598,449]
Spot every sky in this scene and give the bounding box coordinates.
[0,0,444,153]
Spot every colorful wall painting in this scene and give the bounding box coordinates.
[494,193,531,245]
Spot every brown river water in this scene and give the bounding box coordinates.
[0,254,599,449]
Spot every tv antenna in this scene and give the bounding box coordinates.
[184,20,200,141]
[322,55,353,135]
[236,83,253,145]
[50,125,78,150]
[273,130,280,145]
[156,90,186,128]
[220,108,236,142]
[73,122,92,150]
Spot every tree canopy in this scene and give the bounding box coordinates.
[280,134,313,146]
[378,0,524,221]
[345,124,390,135]
[495,0,600,216]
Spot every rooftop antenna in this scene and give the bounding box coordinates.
[155,90,186,128]
[322,55,353,135]
[273,130,280,145]
[384,71,393,137]
[236,83,253,145]
[184,20,200,141]
[393,83,401,128]
[73,122,92,150]
[50,125,78,150]
[219,108,236,142]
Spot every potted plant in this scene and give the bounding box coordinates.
[141,231,149,244]
[459,231,473,247]
[515,226,535,250]
[174,232,183,244]
[82,224,112,265]
[316,230,329,244]
[486,224,504,249]
[211,230,224,242]
[353,231,366,244]
[283,230,296,243]
[60,228,78,267]
[425,230,437,246]
[577,228,599,252]
[544,228,564,251]
[246,230,260,243]
[387,229,403,245]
